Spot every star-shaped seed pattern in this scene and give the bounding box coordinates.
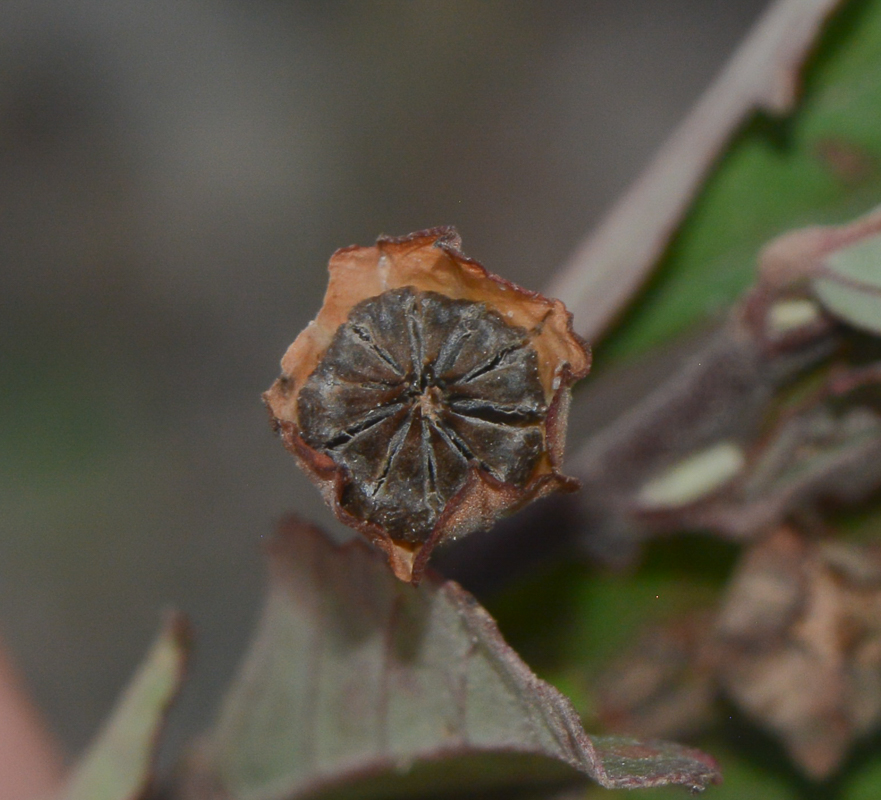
[297,287,547,543]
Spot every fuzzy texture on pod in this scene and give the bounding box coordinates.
[264,227,590,583]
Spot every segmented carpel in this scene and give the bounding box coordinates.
[298,287,547,543]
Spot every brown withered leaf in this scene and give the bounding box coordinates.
[714,527,881,780]
[177,517,720,799]
[594,524,881,782]
[264,228,590,583]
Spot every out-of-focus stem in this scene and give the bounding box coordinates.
[547,0,845,343]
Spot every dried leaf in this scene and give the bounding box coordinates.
[178,518,720,799]
[265,228,590,583]
[593,525,881,782]
[714,528,881,779]
[59,614,190,800]
[547,0,844,343]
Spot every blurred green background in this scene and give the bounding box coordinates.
[0,0,769,767]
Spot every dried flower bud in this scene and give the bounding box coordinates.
[264,227,590,583]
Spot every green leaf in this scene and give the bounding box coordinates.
[843,754,881,799]
[179,519,720,799]
[60,614,190,800]
[814,229,881,332]
[603,0,881,363]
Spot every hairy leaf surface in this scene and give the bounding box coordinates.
[182,519,719,799]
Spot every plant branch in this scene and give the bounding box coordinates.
[546,0,845,343]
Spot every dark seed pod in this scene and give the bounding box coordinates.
[264,227,590,583]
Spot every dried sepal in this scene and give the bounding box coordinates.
[264,227,590,583]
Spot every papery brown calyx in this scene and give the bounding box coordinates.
[264,227,590,583]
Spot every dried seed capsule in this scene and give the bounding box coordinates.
[264,227,590,583]
[298,287,547,543]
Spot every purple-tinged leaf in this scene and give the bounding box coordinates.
[587,736,720,793]
[179,518,720,799]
